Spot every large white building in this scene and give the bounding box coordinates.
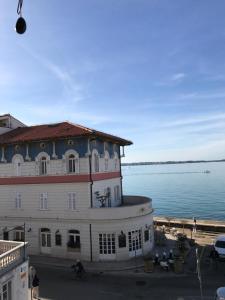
[0,114,154,261]
[0,239,28,300]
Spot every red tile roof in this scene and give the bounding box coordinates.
[0,122,132,146]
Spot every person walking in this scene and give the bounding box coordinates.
[32,273,40,299]
[73,259,85,279]
[193,217,197,233]
[29,266,36,289]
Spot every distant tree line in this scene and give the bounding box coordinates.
[122,159,225,166]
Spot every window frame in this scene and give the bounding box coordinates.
[40,156,47,175]
[15,192,22,209]
[40,192,48,210]
[68,192,76,210]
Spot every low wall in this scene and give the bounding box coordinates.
[154,216,225,233]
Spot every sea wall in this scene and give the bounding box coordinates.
[154,216,225,233]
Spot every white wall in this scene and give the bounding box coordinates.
[0,261,28,300]
[0,182,91,219]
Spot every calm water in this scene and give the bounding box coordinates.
[122,162,225,221]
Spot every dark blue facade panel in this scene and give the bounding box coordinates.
[2,137,119,162]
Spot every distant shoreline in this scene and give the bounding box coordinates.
[122,159,225,166]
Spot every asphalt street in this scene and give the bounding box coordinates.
[33,264,225,300]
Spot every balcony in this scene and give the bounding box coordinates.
[88,195,153,220]
[0,240,28,277]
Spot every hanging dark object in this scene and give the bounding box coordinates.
[15,0,26,34]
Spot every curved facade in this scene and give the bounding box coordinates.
[0,114,154,261]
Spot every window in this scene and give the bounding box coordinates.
[104,187,111,207]
[67,230,80,249]
[15,192,21,209]
[14,226,24,241]
[40,157,47,175]
[99,233,115,254]
[118,232,126,248]
[114,186,120,203]
[0,281,12,300]
[55,231,62,246]
[115,159,118,170]
[94,153,99,172]
[128,230,142,252]
[68,154,76,173]
[144,229,150,242]
[68,193,76,210]
[65,150,79,174]
[40,193,48,210]
[12,154,23,176]
[104,151,109,171]
[105,158,108,171]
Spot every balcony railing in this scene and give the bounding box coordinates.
[88,195,153,220]
[0,240,28,277]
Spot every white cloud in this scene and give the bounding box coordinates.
[20,45,85,103]
[154,72,186,86]
[171,73,186,81]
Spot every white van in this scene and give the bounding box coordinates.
[215,287,225,300]
[214,235,225,259]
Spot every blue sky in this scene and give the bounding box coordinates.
[1,0,225,162]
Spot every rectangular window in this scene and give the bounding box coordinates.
[144,229,149,242]
[14,229,24,242]
[128,230,142,252]
[55,234,62,246]
[1,281,12,300]
[15,192,21,209]
[114,186,120,202]
[40,193,48,210]
[99,233,115,255]
[68,193,76,210]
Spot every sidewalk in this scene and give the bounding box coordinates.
[29,229,221,278]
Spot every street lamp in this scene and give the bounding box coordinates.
[15,0,27,34]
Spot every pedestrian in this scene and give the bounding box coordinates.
[154,253,159,265]
[73,259,85,279]
[32,274,40,299]
[29,266,36,289]
[168,249,173,260]
[193,217,197,233]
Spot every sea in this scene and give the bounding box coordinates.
[122,162,225,221]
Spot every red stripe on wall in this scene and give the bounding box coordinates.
[92,172,120,181]
[0,172,121,185]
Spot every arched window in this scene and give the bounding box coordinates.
[114,152,119,170]
[94,154,99,172]
[104,151,109,171]
[64,150,79,174]
[68,154,76,173]
[40,157,47,175]
[12,154,24,176]
[67,229,80,249]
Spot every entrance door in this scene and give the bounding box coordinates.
[40,228,51,254]
[99,233,116,260]
[128,229,142,258]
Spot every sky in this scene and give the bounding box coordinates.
[1,0,225,162]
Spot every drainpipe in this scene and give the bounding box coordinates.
[89,153,93,208]
[89,224,93,262]
[119,146,124,205]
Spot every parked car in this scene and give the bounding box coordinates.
[214,235,225,259]
[215,287,225,300]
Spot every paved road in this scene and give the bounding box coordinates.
[32,264,225,300]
